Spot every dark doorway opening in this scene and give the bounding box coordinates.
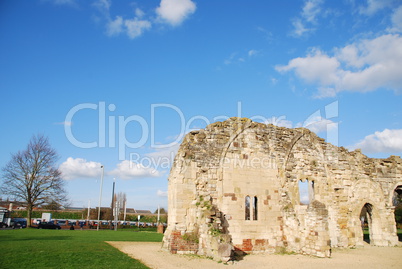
[360,203,373,244]
[392,186,402,241]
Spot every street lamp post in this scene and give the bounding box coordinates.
[97,165,105,231]
[111,178,115,230]
[157,205,160,224]
[87,200,90,222]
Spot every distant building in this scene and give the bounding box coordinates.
[0,200,26,210]
[64,207,84,211]
[134,209,152,214]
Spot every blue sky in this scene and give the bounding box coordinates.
[1,0,402,211]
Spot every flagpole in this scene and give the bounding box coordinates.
[157,205,160,224]
[111,178,115,230]
[123,200,127,222]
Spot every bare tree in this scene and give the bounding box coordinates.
[1,134,66,227]
[153,207,167,214]
[116,192,126,208]
[115,192,126,219]
[41,199,62,211]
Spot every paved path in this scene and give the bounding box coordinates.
[107,241,402,269]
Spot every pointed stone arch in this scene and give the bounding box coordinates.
[352,200,383,246]
[281,129,330,189]
[217,119,253,182]
[348,179,397,247]
[388,182,402,207]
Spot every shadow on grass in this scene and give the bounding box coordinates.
[363,229,402,243]
[15,236,72,241]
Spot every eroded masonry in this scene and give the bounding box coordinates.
[162,118,401,261]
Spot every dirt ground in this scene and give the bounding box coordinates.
[107,241,402,269]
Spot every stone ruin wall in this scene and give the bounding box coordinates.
[162,117,401,261]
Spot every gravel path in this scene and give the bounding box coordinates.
[107,241,402,269]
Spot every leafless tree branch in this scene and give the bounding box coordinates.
[1,134,67,226]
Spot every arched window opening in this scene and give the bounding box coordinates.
[392,186,402,241]
[253,196,258,220]
[298,180,310,205]
[360,203,373,244]
[245,196,250,220]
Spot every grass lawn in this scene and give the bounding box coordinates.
[362,228,402,243]
[0,228,163,269]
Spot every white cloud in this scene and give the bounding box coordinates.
[391,5,402,33]
[265,114,337,135]
[135,8,145,18]
[109,160,160,180]
[351,129,402,154]
[146,144,179,165]
[94,0,195,39]
[106,16,123,36]
[314,87,337,98]
[277,49,340,85]
[102,7,151,39]
[59,157,102,180]
[124,18,152,39]
[248,50,259,57]
[157,190,168,197]
[291,18,310,37]
[291,0,323,37]
[300,116,337,134]
[60,157,163,181]
[156,0,196,26]
[276,34,402,96]
[302,0,323,23]
[224,49,260,66]
[358,0,394,15]
[93,0,111,14]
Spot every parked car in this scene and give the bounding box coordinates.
[37,222,61,230]
[11,218,27,228]
[57,220,67,226]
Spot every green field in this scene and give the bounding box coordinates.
[2,229,401,268]
[362,228,402,243]
[0,229,163,269]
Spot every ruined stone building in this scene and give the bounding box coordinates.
[162,118,401,261]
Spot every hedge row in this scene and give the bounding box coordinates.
[12,211,84,219]
[11,210,167,223]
